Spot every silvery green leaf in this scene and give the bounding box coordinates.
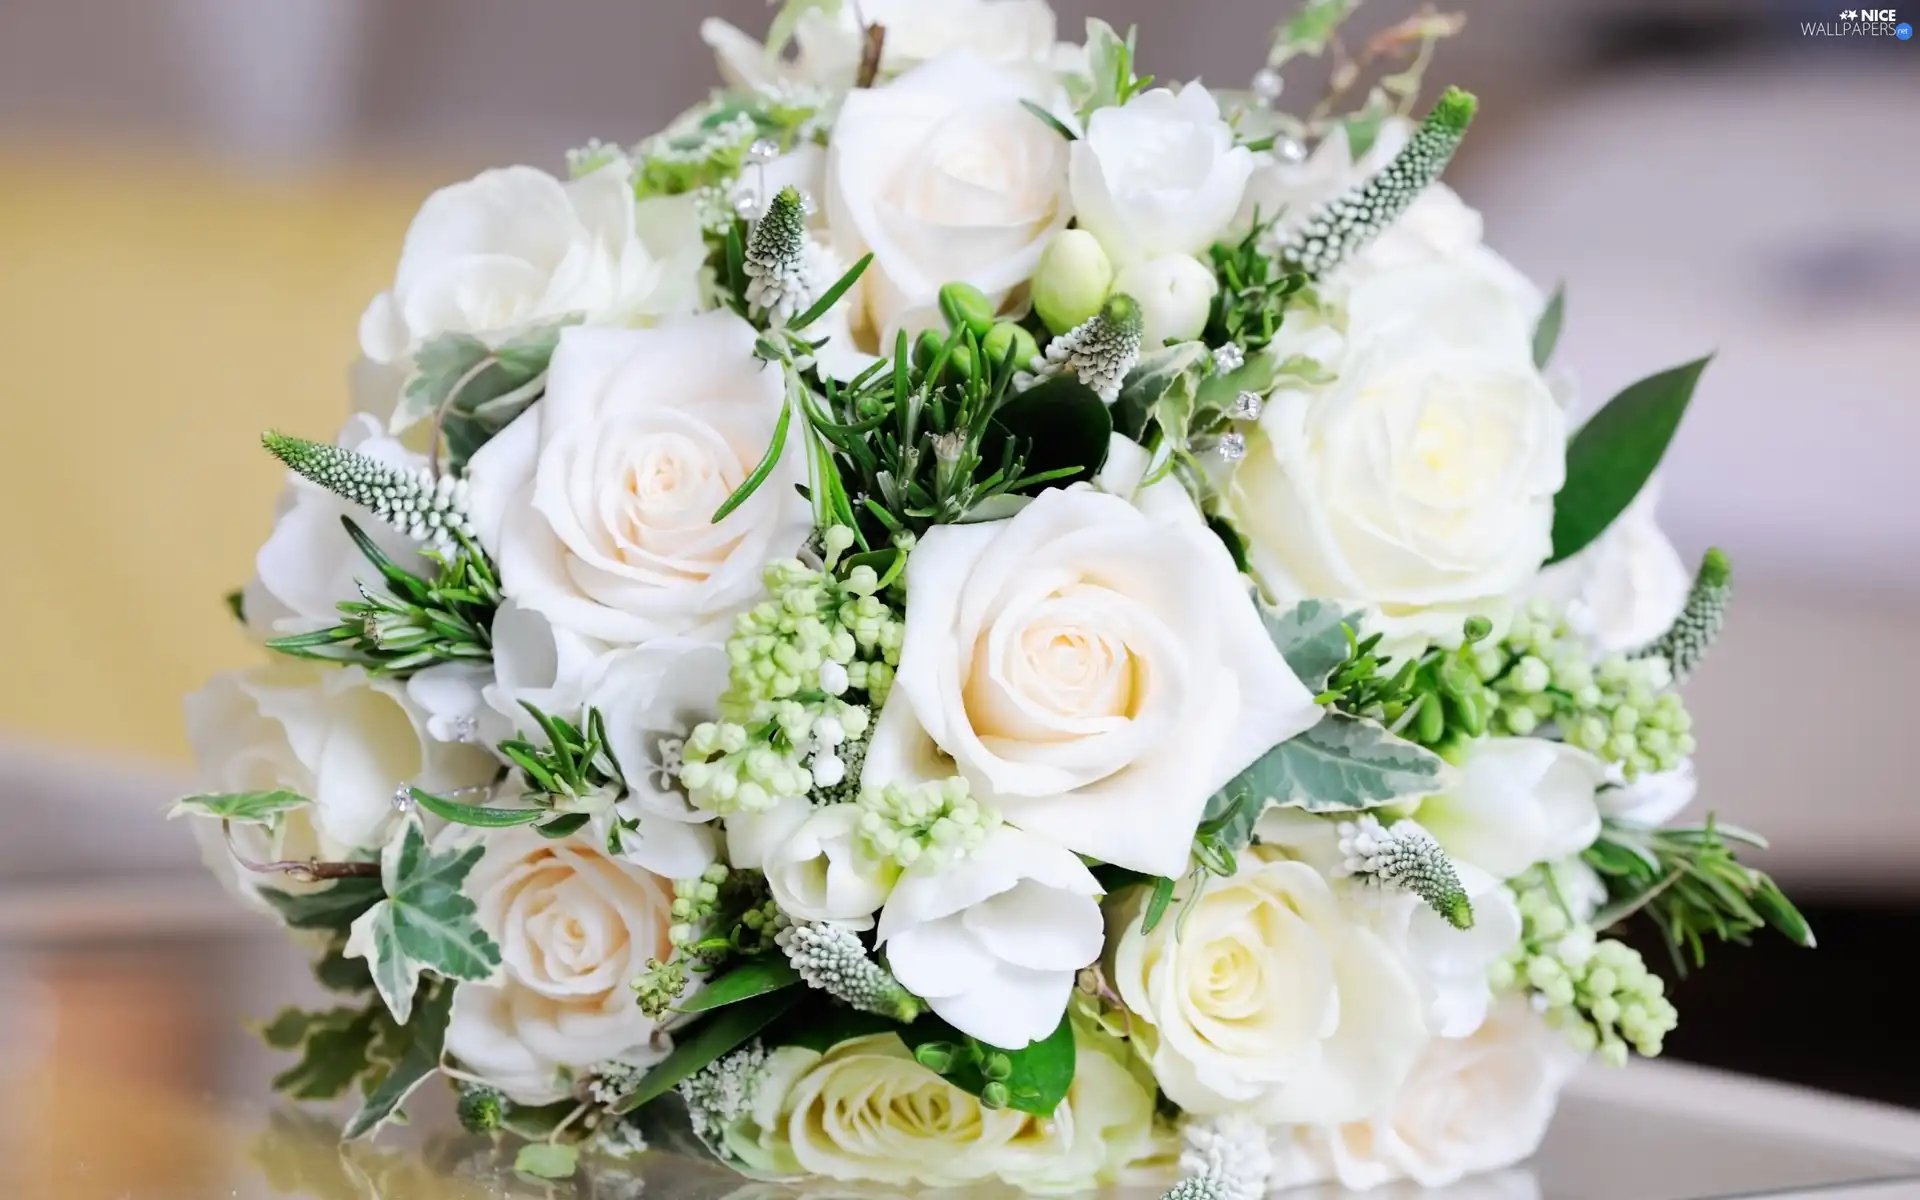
[1261,598,1361,691]
[168,789,308,824]
[1218,714,1448,816]
[346,817,501,1024]
[1114,341,1210,446]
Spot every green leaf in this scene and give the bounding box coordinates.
[314,941,375,994]
[1194,354,1279,418]
[789,252,873,332]
[677,959,802,1014]
[1140,876,1177,934]
[1271,0,1361,65]
[534,813,592,839]
[1019,98,1077,141]
[1113,341,1210,446]
[168,789,308,824]
[1343,109,1386,159]
[224,588,246,624]
[1533,284,1566,369]
[1219,713,1447,816]
[347,816,502,1024]
[986,375,1112,491]
[896,1015,1076,1117]
[1550,356,1709,564]
[711,397,793,522]
[399,321,573,470]
[762,999,902,1054]
[404,787,546,829]
[343,984,454,1139]
[1262,599,1363,692]
[611,988,800,1114]
[260,877,384,933]
[514,1143,579,1180]
[260,1007,382,1101]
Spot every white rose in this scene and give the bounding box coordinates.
[864,454,1319,878]
[1268,999,1583,1192]
[1530,480,1690,655]
[735,1032,1158,1191]
[703,0,1059,93]
[464,313,812,648]
[1110,851,1429,1124]
[1225,259,1566,613]
[763,804,899,930]
[1415,738,1606,881]
[876,826,1104,1048]
[445,826,680,1105]
[581,640,728,879]
[827,53,1072,344]
[1113,254,1218,348]
[184,662,494,853]
[243,414,428,636]
[1069,83,1255,266]
[1598,760,1696,827]
[1380,864,1525,1039]
[357,162,702,387]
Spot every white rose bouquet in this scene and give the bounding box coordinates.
[177,1,1812,1192]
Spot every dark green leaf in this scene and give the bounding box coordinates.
[261,1007,382,1101]
[169,789,308,824]
[1221,714,1446,815]
[678,959,802,1014]
[344,984,453,1139]
[260,877,384,933]
[711,398,793,523]
[354,816,502,1024]
[1019,98,1078,141]
[762,1000,904,1054]
[789,252,874,332]
[1550,356,1709,564]
[1141,876,1177,934]
[985,375,1111,492]
[406,787,546,828]
[224,588,246,624]
[1532,284,1566,369]
[534,813,592,839]
[611,989,800,1114]
[896,1015,1076,1117]
[1262,599,1363,692]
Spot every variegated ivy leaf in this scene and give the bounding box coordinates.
[344,983,455,1139]
[1206,714,1449,849]
[168,789,308,824]
[1113,341,1210,446]
[1261,598,1362,692]
[257,1003,405,1102]
[346,816,501,1024]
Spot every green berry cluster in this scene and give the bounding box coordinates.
[679,530,903,816]
[1319,616,1498,751]
[1493,872,1678,1066]
[632,955,690,1020]
[1481,600,1695,778]
[855,778,1001,871]
[670,864,735,951]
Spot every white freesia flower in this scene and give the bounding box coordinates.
[1268,999,1584,1192]
[446,826,682,1105]
[1109,849,1428,1124]
[357,162,702,408]
[724,795,812,874]
[727,1032,1158,1192]
[876,825,1103,1048]
[184,661,494,853]
[826,53,1072,345]
[863,441,1319,878]
[581,640,728,879]
[1225,259,1566,614]
[464,314,812,647]
[1069,83,1255,266]
[703,0,1059,93]
[763,805,899,930]
[1531,481,1691,654]
[242,414,428,637]
[1381,864,1525,1039]
[1598,760,1697,827]
[1415,739,1607,881]
[1113,254,1218,347]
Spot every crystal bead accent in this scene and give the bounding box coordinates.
[392,784,416,813]
[1216,432,1247,462]
[1274,136,1308,165]
[450,714,479,744]
[733,190,761,218]
[1251,68,1284,105]
[746,137,781,165]
[1230,390,1264,421]
[1212,343,1245,374]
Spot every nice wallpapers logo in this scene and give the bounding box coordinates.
[1803,7,1912,36]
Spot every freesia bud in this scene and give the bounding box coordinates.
[938,282,996,338]
[1031,229,1114,334]
[1112,254,1218,347]
[982,321,1039,370]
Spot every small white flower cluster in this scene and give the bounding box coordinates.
[679,1039,771,1143]
[1167,1115,1273,1200]
[261,431,475,555]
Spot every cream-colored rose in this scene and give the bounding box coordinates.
[826,53,1072,344]
[357,161,702,416]
[463,313,812,647]
[732,1033,1158,1193]
[863,452,1320,878]
[1225,258,1566,614]
[1415,738,1606,881]
[703,0,1060,93]
[445,827,681,1105]
[1109,849,1429,1124]
[1268,999,1583,1191]
[184,661,494,853]
[1069,83,1254,266]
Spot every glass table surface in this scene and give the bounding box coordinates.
[3,879,1916,1200]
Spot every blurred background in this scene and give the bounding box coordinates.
[0,0,1915,1188]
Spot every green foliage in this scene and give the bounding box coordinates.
[343,983,455,1139]
[1268,0,1363,67]
[499,704,623,809]
[1586,818,1812,973]
[678,958,803,1014]
[1215,713,1447,817]
[1550,357,1709,564]
[349,815,502,1023]
[398,322,571,470]
[257,1003,402,1101]
[896,1015,1077,1116]
[1112,342,1213,450]
[1262,599,1364,692]
[260,876,384,932]
[265,517,498,676]
[1533,285,1566,369]
[1207,216,1309,354]
[403,787,546,829]
[637,91,822,199]
[1316,617,1498,750]
[611,988,801,1115]
[514,1143,580,1180]
[169,790,308,824]
[767,0,841,57]
[1071,19,1155,121]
